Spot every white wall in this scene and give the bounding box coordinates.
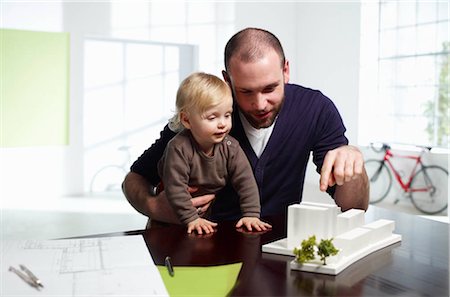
[1,2,113,206]
[1,2,69,205]
[295,2,362,193]
[234,2,299,81]
[63,3,113,196]
[294,3,361,144]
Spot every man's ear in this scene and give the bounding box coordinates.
[283,60,290,84]
[222,70,231,86]
[180,111,191,129]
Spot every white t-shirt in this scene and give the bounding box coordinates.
[238,111,276,158]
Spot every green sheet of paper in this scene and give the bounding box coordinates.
[1,29,70,147]
[157,262,242,297]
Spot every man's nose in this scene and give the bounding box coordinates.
[252,93,267,110]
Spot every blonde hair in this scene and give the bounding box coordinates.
[169,72,232,131]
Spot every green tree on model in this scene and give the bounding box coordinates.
[293,235,316,263]
[317,238,339,265]
[293,235,339,265]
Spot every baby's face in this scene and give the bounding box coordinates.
[187,95,233,152]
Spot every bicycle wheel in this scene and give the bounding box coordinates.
[410,165,448,215]
[89,165,127,194]
[364,159,392,204]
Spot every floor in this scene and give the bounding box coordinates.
[1,194,148,240]
[2,184,448,241]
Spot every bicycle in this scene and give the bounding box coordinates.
[89,145,131,194]
[365,143,448,215]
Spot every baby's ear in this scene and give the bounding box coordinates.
[180,111,191,129]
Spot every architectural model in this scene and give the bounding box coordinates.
[262,202,401,275]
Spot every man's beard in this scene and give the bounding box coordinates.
[244,96,284,129]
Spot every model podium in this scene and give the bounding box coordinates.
[262,202,401,275]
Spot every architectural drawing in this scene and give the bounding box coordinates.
[2,236,169,296]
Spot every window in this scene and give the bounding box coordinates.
[359,1,449,148]
[84,2,235,194]
[110,2,235,76]
[84,38,197,193]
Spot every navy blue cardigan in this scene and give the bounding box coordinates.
[131,84,348,220]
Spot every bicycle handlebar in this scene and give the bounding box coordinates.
[415,145,433,152]
[369,142,390,153]
[369,142,432,153]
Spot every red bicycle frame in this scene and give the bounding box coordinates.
[382,148,428,193]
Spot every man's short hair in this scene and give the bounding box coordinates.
[224,27,286,71]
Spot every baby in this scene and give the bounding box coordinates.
[158,72,272,234]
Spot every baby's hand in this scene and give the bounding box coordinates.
[235,217,272,232]
[187,218,218,234]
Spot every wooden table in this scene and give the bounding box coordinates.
[93,206,449,296]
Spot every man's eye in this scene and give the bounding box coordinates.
[263,87,275,93]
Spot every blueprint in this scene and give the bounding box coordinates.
[1,235,169,296]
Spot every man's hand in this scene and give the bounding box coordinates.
[188,187,215,217]
[235,217,272,232]
[319,145,364,191]
[148,188,215,224]
[319,145,369,211]
[122,172,216,224]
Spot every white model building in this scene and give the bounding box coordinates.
[262,202,401,275]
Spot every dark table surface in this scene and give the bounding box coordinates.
[94,206,449,296]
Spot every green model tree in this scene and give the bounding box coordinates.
[293,236,339,265]
[317,238,339,265]
[293,235,316,264]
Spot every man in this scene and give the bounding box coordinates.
[122,27,369,225]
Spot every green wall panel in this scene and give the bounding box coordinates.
[1,29,70,147]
